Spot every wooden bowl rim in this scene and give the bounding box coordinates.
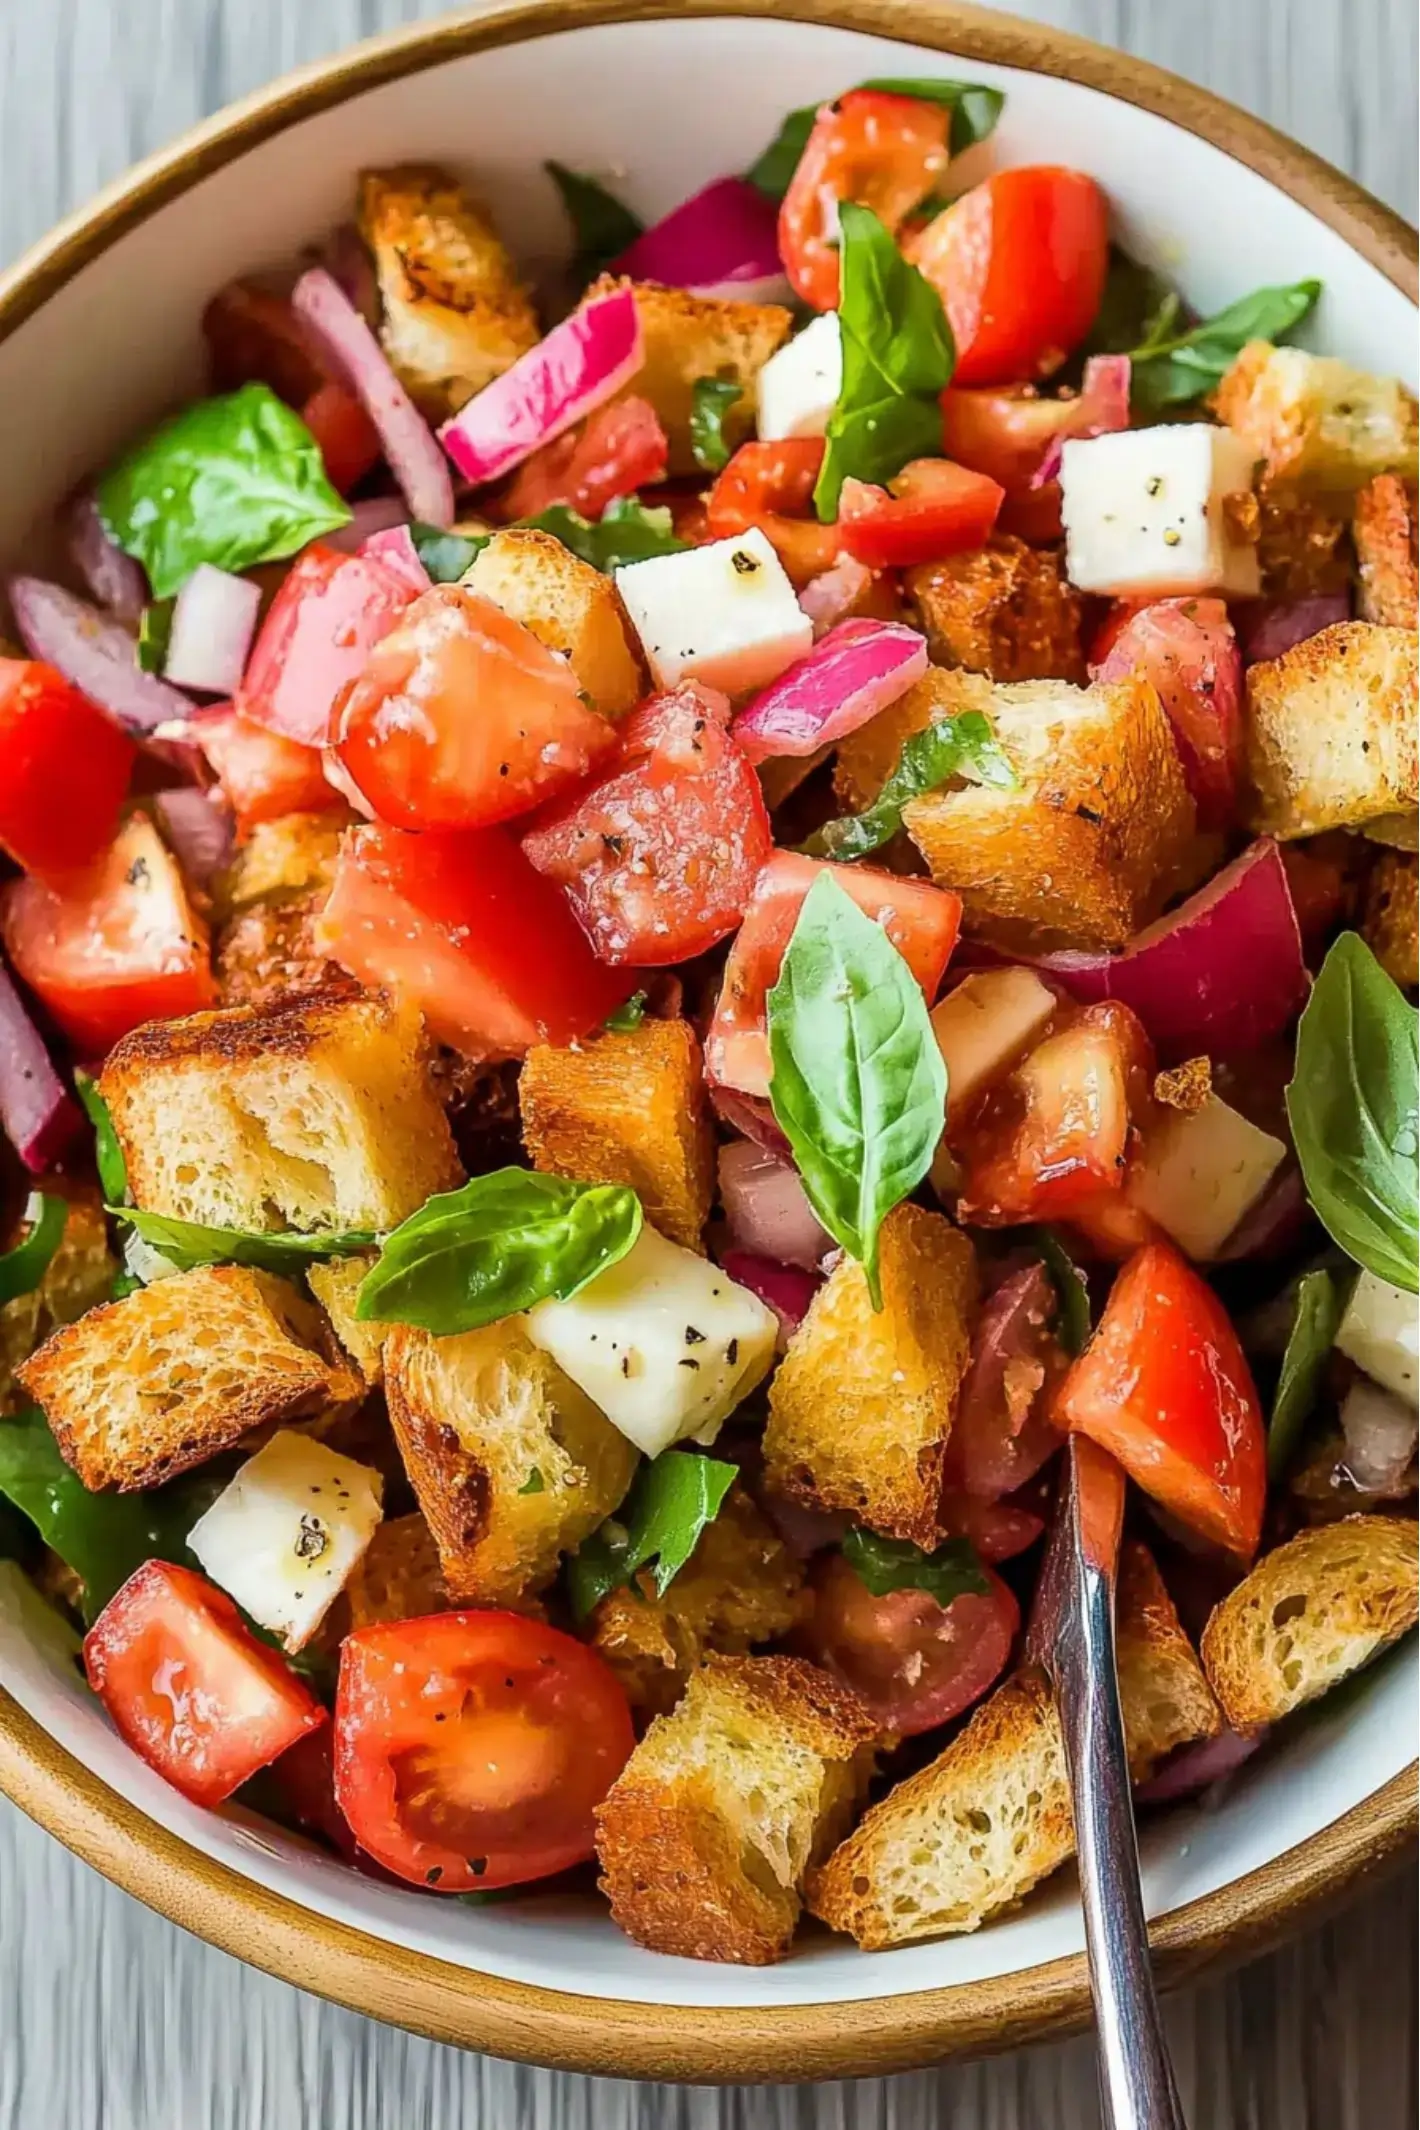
[0,0,1415,2080]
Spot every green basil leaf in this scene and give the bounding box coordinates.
[96,383,351,599]
[814,203,954,520]
[136,600,175,675]
[567,1450,737,1620]
[766,872,946,1307]
[1128,280,1322,415]
[545,161,643,280]
[805,709,1016,861]
[605,990,648,1033]
[75,1073,128,1206]
[841,1525,990,1607]
[1286,933,1419,1294]
[1078,245,1184,362]
[110,1272,143,1301]
[356,1168,642,1334]
[518,1467,546,1497]
[113,1207,376,1277]
[410,521,489,582]
[746,77,1003,200]
[1267,1268,1345,1482]
[521,496,688,572]
[0,1195,68,1307]
[1033,1228,1093,1358]
[689,375,745,474]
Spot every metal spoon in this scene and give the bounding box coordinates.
[1026,1434,1188,2130]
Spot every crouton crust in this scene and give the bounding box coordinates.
[214,812,350,918]
[1244,621,1418,839]
[1254,483,1353,601]
[345,1511,450,1629]
[519,1018,715,1251]
[214,895,348,1011]
[833,666,960,815]
[1361,849,1419,989]
[463,529,645,720]
[905,536,1086,685]
[587,275,792,476]
[306,1253,386,1384]
[1200,1516,1420,1729]
[763,1203,978,1548]
[1353,475,1419,626]
[1116,1541,1222,1772]
[1213,341,1419,490]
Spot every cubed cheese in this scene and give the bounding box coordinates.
[187,1430,384,1650]
[1124,1095,1286,1260]
[756,312,843,442]
[1336,1269,1419,1407]
[614,528,812,696]
[1060,424,1262,598]
[931,968,1058,1125]
[523,1222,777,1457]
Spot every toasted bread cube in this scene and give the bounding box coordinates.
[809,1543,1217,1947]
[1361,850,1418,990]
[357,166,540,418]
[215,811,349,918]
[589,1486,807,1716]
[0,1185,117,1414]
[905,536,1086,684]
[463,529,644,720]
[214,897,348,1011]
[588,274,792,476]
[1255,483,1353,600]
[1353,475,1419,626]
[1213,342,1419,490]
[385,1318,637,1606]
[901,669,1197,951]
[16,1266,362,1492]
[595,1654,875,1963]
[1201,1517,1420,1729]
[519,1018,714,1250]
[1244,622,1418,839]
[764,1204,977,1548]
[345,1511,450,1629]
[101,989,461,1233]
[832,666,955,815]
[307,1253,386,1384]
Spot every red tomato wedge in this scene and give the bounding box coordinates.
[798,1552,1018,1737]
[236,542,424,748]
[333,1610,635,1892]
[84,1562,325,1808]
[499,396,669,521]
[908,168,1109,387]
[520,681,772,965]
[317,821,633,1057]
[705,439,843,586]
[0,659,135,888]
[780,90,950,311]
[300,380,383,494]
[333,585,617,831]
[941,387,1082,542]
[192,705,346,831]
[837,457,1004,570]
[705,850,962,1097]
[1089,597,1245,830]
[0,813,214,1055]
[202,282,327,403]
[1055,1241,1267,1559]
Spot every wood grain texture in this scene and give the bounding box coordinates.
[0,0,1416,2121]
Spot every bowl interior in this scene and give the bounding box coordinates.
[0,8,1414,2015]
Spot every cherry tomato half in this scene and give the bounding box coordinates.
[0,659,135,888]
[191,705,347,832]
[798,1552,1018,1737]
[780,91,950,311]
[705,440,843,587]
[500,396,669,522]
[299,381,383,495]
[837,457,1004,570]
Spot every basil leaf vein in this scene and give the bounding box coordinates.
[689,375,745,474]
[1128,279,1322,414]
[567,1450,736,1620]
[746,77,1003,200]
[0,1195,68,1308]
[545,161,643,280]
[1267,1268,1345,1482]
[114,1207,377,1277]
[841,1525,989,1607]
[806,710,1015,861]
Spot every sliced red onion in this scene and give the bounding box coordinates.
[1339,1378,1419,1493]
[721,1247,819,1348]
[610,177,789,302]
[731,619,928,764]
[153,786,235,892]
[438,285,643,488]
[949,1263,1066,1499]
[63,492,147,623]
[707,1082,791,1158]
[1238,590,1352,666]
[1136,1725,1266,1805]
[1215,1165,1310,1264]
[321,496,410,554]
[718,1139,830,1272]
[798,556,876,639]
[162,564,262,696]
[1030,357,1132,488]
[7,575,194,734]
[359,524,431,593]
[0,955,81,1172]
[319,223,380,326]
[291,267,454,529]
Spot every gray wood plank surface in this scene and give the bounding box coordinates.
[0,2,1415,2124]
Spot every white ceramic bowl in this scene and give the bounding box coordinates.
[0,0,1414,2082]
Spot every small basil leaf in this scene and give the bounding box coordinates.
[766,872,946,1307]
[113,1207,377,1277]
[605,990,648,1033]
[96,383,350,599]
[545,161,643,280]
[689,375,745,474]
[1267,1268,1345,1482]
[745,107,818,201]
[521,496,688,572]
[356,1168,642,1334]
[1286,933,1419,1294]
[518,1467,546,1497]
[75,1073,128,1206]
[841,1525,990,1607]
[814,202,955,520]
[745,77,1003,200]
[136,600,175,675]
[0,1195,68,1307]
[410,522,489,582]
[805,710,1016,861]
[1033,1228,1093,1358]
[110,1272,143,1301]
[1078,245,1184,363]
[567,1450,736,1620]
[1128,279,1322,414]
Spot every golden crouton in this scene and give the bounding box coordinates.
[345,1511,450,1629]
[384,1318,637,1606]
[587,274,792,476]
[905,536,1086,684]
[306,1253,386,1384]
[214,812,349,918]
[17,1266,362,1493]
[589,1486,807,1716]
[1361,849,1418,989]
[0,1185,116,1415]
[1213,341,1419,491]
[101,989,461,1234]
[1244,621,1418,839]
[763,1203,977,1548]
[357,165,540,418]
[1200,1516,1420,1730]
[1353,474,1419,626]
[832,666,955,815]
[463,530,645,720]
[809,1543,1218,1948]
[214,898,348,1011]
[1255,483,1352,600]
[519,1019,714,1251]
[595,1654,876,1964]
[901,669,1198,951]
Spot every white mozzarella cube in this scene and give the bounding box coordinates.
[187,1430,384,1651]
[1123,1095,1287,1261]
[523,1223,777,1458]
[931,968,1058,1125]
[614,528,812,696]
[756,313,843,442]
[1060,424,1262,598]
[1336,1269,1419,1407]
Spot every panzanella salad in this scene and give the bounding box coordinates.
[0,84,1416,1963]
